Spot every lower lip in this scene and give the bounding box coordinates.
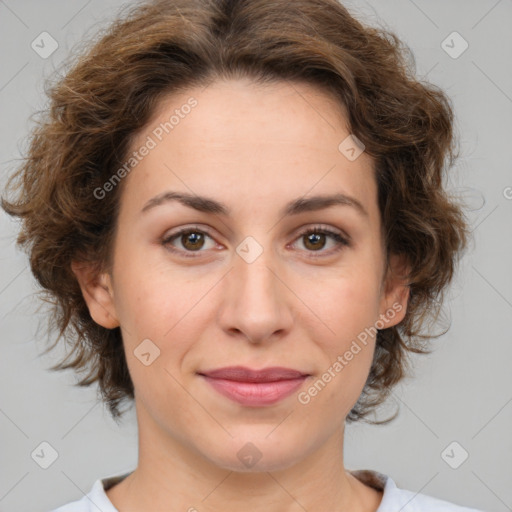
[201,375,308,406]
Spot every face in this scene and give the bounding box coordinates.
[75,77,409,473]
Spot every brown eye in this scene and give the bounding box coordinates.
[179,231,205,251]
[302,232,327,251]
[292,227,350,256]
[162,227,217,258]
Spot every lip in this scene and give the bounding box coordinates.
[198,366,310,406]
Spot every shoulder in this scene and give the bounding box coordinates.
[49,479,105,512]
[48,472,130,512]
[381,484,485,511]
[349,469,485,512]
[50,500,89,512]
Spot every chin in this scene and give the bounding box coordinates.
[202,433,309,473]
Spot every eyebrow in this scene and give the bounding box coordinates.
[141,191,368,218]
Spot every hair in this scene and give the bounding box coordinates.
[2,0,469,424]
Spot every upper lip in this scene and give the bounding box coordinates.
[198,366,309,382]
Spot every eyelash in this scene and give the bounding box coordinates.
[161,225,350,259]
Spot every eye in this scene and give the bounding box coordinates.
[290,225,350,256]
[161,224,350,259]
[161,226,218,258]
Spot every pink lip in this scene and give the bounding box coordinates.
[198,366,309,406]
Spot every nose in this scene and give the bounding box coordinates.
[217,244,294,344]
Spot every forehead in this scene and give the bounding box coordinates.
[122,78,377,222]
[143,78,350,154]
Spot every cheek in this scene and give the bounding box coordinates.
[306,262,383,338]
[115,275,205,343]
[111,255,219,385]
[111,234,193,333]
[297,258,383,397]
[116,274,205,410]
[308,280,380,413]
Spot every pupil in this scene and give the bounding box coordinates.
[184,232,203,249]
[306,233,324,250]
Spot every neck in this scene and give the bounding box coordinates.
[106,402,382,512]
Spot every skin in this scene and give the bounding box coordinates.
[73,77,410,512]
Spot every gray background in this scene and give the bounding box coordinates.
[0,1,511,511]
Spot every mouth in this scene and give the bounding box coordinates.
[197,366,310,406]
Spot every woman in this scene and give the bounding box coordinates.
[2,0,484,510]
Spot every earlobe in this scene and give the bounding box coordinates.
[71,261,120,329]
[379,253,411,327]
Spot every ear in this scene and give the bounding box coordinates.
[71,261,120,329]
[378,252,410,328]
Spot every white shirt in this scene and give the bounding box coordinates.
[50,469,485,511]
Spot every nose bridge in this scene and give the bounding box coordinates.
[218,238,293,342]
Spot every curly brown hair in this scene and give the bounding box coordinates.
[2,0,469,424]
